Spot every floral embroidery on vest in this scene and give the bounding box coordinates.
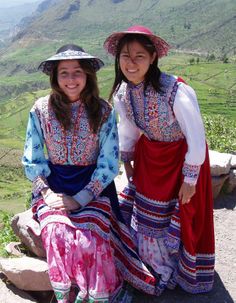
[123,73,185,142]
[34,96,111,165]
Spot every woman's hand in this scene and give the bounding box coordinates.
[41,189,81,211]
[124,161,134,183]
[178,182,196,204]
[60,195,81,211]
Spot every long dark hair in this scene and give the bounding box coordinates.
[49,45,102,133]
[108,34,162,101]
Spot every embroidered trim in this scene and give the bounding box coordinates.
[33,175,49,196]
[182,162,200,184]
[84,179,104,199]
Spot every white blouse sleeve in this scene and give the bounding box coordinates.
[173,83,206,185]
[113,84,141,162]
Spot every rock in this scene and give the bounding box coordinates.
[5,242,25,257]
[211,175,229,199]
[225,169,236,193]
[209,150,232,176]
[230,155,236,168]
[0,257,52,291]
[11,209,46,258]
[0,272,37,302]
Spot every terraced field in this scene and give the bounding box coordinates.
[0,55,235,214]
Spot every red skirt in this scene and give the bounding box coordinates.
[119,135,215,295]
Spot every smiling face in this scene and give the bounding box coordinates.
[57,59,87,102]
[119,40,156,85]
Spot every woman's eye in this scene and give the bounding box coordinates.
[59,72,68,77]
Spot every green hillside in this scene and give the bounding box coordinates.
[9,0,236,57]
[0,0,235,104]
[1,0,236,70]
[0,55,235,150]
[0,55,235,214]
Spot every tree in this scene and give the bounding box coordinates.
[189,58,195,65]
[207,54,215,62]
[222,54,229,63]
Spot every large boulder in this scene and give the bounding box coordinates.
[211,175,229,199]
[0,257,52,291]
[11,209,46,258]
[0,273,37,303]
[225,169,236,194]
[209,150,232,176]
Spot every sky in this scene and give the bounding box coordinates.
[0,0,39,7]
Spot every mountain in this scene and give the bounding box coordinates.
[0,1,40,44]
[0,0,235,103]
[8,0,236,57]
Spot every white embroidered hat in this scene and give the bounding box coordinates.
[38,44,104,75]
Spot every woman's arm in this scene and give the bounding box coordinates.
[174,82,206,185]
[22,107,51,197]
[174,83,206,203]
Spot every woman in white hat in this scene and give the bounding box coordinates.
[22,44,122,302]
[104,25,215,296]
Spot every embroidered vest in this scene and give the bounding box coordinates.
[122,73,185,142]
[34,96,111,165]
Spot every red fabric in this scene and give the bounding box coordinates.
[177,76,187,84]
[133,135,214,255]
[133,136,187,201]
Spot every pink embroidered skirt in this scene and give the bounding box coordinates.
[34,197,122,303]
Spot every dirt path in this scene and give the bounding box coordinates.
[129,190,236,303]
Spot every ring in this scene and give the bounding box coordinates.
[129,176,133,182]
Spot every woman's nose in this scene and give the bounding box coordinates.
[127,57,136,64]
[68,73,76,81]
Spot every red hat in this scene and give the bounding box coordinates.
[104,25,170,58]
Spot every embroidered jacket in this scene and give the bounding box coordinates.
[22,96,119,206]
[114,73,206,185]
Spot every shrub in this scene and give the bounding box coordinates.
[0,210,18,257]
[203,114,236,154]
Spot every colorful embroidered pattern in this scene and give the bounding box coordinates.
[33,175,49,196]
[104,31,170,59]
[175,248,215,293]
[182,162,201,184]
[84,179,104,199]
[39,49,104,75]
[123,73,185,142]
[34,98,112,165]
[39,198,121,302]
[118,183,215,295]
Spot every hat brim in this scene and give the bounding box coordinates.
[38,50,104,75]
[104,31,170,58]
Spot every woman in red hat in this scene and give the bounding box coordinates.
[104,25,215,296]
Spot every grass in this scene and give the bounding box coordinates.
[0,165,31,214]
[0,210,18,256]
